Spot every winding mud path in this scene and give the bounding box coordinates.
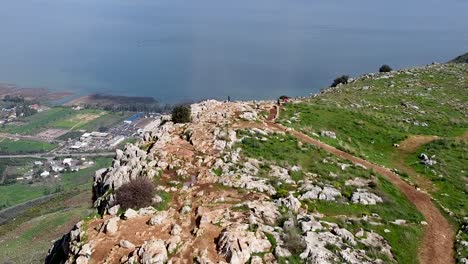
[258,105,455,264]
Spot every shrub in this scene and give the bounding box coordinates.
[379,64,393,73]
[115,178,155,210]
[282,225,306,255]
[331,75,349,87]
[171,105,191,123]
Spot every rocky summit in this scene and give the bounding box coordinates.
[44,99,397,264]
[44,62,468,264]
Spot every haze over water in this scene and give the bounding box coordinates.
[1,0,467,103]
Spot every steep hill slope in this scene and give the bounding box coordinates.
[46,100,427,264]
[450,53,468,64]
[278,62,467,263]
[45,63,467,264]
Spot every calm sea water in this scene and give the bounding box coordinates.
[0,0,467,103]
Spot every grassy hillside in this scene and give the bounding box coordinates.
[0,189,93,263]
[240,132,423,263]
[450,52,468,64]
[279,62,468,263]
[279,63,467,166]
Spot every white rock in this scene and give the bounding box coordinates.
[148,211,168,226]
[181,205,192,214]
[351,189,383,205]
[105,217,120,235]
[120,240,135,249]
[138,239,168,264]
[320,130,336,139]
[171,224,182,236]
[123,208,139,219]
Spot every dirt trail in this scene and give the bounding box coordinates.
[392,135,440,192]
[257,106,455,264]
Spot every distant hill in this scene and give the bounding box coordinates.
[449,52,468,63]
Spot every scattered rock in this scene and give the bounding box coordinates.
[105,217,120,235]
[123,209,139,219]
[120,240,135,249]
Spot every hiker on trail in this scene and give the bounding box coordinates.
[227,96,231,102]
[277,99,280,106]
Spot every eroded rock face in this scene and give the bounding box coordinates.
[217,224,272,263]
[137,239,168,264]
[351,189,383,205]
[299,184,342,201]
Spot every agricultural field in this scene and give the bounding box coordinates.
[0,107,130,136]
[239,131,424,263]
[0,138,57,154]
[0,157,111,209]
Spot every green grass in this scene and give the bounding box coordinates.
[0,157,111,209]
[2,107,75,135]
[406,139,468,258]
[239,132,423,263]
[117,137,139,149]
[153,191,170,211]
[78,111,131,132]
[279,63,468,166]
[0,139,57,154]
[0,189,93,263]
[240,132,373,187]
[0,183,48,209]
[60,157,112,190]
[408,139,467,220]
[1,107,130,135]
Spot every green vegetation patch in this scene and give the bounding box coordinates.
[1,107,130,135]
[0,189,92,263]
[0,139,57,154]
[279,63,468,166]
[0,157,111,209]
[409,139,467,220]
[239,132,424,263]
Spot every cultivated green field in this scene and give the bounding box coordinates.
[0,157,111,209]
[0,139,57,154]
[1,107,130,135]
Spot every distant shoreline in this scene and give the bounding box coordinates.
[0,83,72,102]
[63,93,157,106]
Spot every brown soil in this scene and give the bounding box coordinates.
[258,107,455,264]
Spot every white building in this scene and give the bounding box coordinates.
[63,158,73,166]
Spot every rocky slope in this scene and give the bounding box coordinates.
[45,99,409,264]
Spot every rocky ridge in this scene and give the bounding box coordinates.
[46,99,399,264]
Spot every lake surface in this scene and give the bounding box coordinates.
[1,0,467,103]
